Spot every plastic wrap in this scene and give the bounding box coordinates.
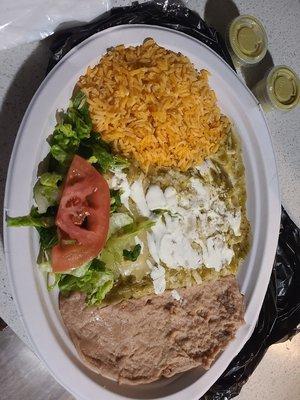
[47,1,234,71]
[0,0,110,50]
[46,2,300,398]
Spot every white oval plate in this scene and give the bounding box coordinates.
[3,25,281,400]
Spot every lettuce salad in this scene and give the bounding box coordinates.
[7,91,154,305]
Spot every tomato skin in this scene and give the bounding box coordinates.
[51,156,110,272]
[51,242,99,272]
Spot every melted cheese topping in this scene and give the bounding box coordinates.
[171,289,182,301]
[109,165,242,294]
[109,169,131,210]
[147,260,166,295]
[130,177,150,217]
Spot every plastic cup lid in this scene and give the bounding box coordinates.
[267,66,300,110]
[229,15,268,64]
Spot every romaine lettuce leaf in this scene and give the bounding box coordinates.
[34,172,62,214]
[37,226,58,250]
[68,261,92,277]
[87,142,129,173]
[101,218,155,273]
[78,131,129,173]
[48,91,92,166]
[37,249,52,273]
[47,272,61,290]
[69,90,91,123]
[7,207,55,228]
[108,212,133,237]
[110,189,122,213]
[37,252,92,277]
[49,124,80,164]
[58,259,114,305]
[48,90,129,174]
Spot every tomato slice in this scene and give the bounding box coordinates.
[51,155,110,272]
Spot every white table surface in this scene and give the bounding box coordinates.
[0,0,299,398]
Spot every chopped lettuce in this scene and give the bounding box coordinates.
[68,261,92,277]
[101,218,155,273]
[65,258,105,278]
[34,172,62,214]
[88,143,129,173]
[58,259,114,305]
[46,259,113,305]
[7,90,134,306]
[38,254,92,277]
[50,124,80,164]
[7,207,55,228]
[8,207,58,272]
[37,249,52,273]
[39,172,62,187]
[47,272,61,291]
[48,90,129,172]
[8,208,58,273]
[108,212,133,237]
[37,226,58,250]
[69,90,91,124]
[49,91,92,166]
[36,225,59,272]
[110,189,122,213]
[81,132,129,173]
[63,109,91,139]
[123,244,141,261]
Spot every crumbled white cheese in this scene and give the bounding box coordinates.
[130,178,150,217]
[171,289,182,301]
[195,159,215,176]
[110,169,242,275]
[164,187,177,207]
[201,235,234,271]
[147,260,166,295]
[147,232,160,264]
[190,178,210,206]
[108,212,133,237]
[227,210,241,236]
[146,175,241,272]
[159,232,200,269]
[147,216,167,264]
[109,169,131,210]
[151,216,167,246]
[145,185,166,210]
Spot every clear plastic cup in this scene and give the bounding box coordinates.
[226,15,268,67]
[252,65,300,112]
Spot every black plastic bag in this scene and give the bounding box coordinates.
[47,1,235,72]
[203,207,300,399]
[47,2,300,398]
